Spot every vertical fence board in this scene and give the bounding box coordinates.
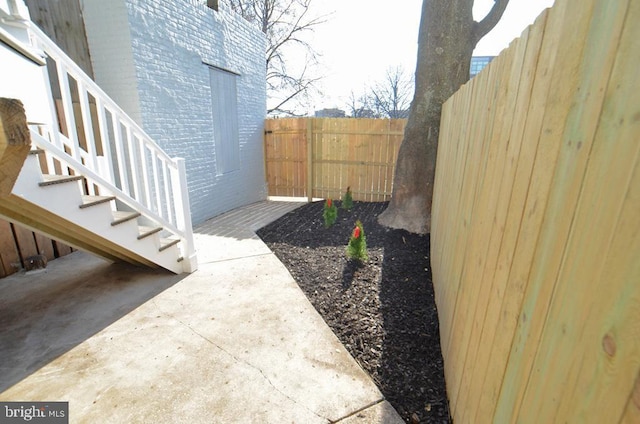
[621,371,640,424]
[431,80,476,344]
[470,8,554,422]
[457,29,532,424]
[535,3,637,421]
[568,7,640,419]
[0,220,20,277]
[517,0,632,421]
[443,55,500,364]
[567,150,640,423]
[33,232,56,261]
[473,0,571,419]
[264,117,406,202]
[11,223,39,259]
[479,0,578,418]
[465,11,548,421]
[436,78,475,362]
[432,0,640,421]
[497,0,629,422]
[448,46,519,423]
[54,240,73,256]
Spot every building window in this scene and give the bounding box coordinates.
[470,56,494,78]
[209,66,240,175]
[207,0,219,11]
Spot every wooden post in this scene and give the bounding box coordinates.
[0,98,31,197]
[306,118,313,202]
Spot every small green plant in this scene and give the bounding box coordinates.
[346,220,368,262]
[342,186,353,210]
[323,198,337,228]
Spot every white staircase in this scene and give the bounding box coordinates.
[0,9,197,274]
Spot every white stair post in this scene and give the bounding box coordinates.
[171,157,197,272]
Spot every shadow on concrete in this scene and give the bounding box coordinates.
[0,252,185,393]
[194,200,306,241]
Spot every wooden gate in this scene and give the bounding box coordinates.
[264,118,406,202]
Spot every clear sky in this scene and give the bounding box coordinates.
[305,0,555,113]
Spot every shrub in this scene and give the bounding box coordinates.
[342,186,354,210]
[323,198,337,227]
[346,220,368,262]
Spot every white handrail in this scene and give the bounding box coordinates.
[25,22,196,271]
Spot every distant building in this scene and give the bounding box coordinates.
[315,108,346,118]
[470,56,495,78]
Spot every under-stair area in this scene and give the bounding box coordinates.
[0,148,184,273]
[0,4,197,274]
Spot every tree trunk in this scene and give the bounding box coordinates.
[378,0,508,234]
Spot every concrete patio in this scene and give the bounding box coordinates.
[0,199,403,423]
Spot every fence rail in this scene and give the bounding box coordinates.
[431,0,640,422]
[264,118,406,202]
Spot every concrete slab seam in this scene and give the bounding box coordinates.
[149,299,329,422]
[195,252,274,266]
[329,398,387,423]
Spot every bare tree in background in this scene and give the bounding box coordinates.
[345,67,413,119]
[226,0,327,115]
[345,90,376,118]
[368,66,413,119]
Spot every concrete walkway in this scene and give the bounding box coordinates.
[0,200,403,423]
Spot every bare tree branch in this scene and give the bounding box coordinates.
[227,0,328,115]
[473,0,510,44]
[268,78,317,115]
[366,67,413,119]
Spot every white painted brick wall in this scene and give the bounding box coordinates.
[83,0,267,224]
[82,0,143,125]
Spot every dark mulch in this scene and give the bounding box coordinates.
[256,201,451,423]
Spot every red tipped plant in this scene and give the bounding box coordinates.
[346,220,368,261]
[323,198,338,227]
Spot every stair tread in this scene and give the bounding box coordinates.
[40,174,83,186]
[138,225,162,240]
[111,210,141,226]
[80,195,116,209]
[159,237,180,252]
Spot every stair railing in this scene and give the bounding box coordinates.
[26,23,196,272]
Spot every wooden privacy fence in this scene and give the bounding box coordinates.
[431,0,639,423]
[264,118,406,202]
[0,219,74,278]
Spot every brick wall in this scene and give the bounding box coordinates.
[83,0,267,224]
[82,0,143,125]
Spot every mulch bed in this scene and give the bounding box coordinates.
[256,201,451,423]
